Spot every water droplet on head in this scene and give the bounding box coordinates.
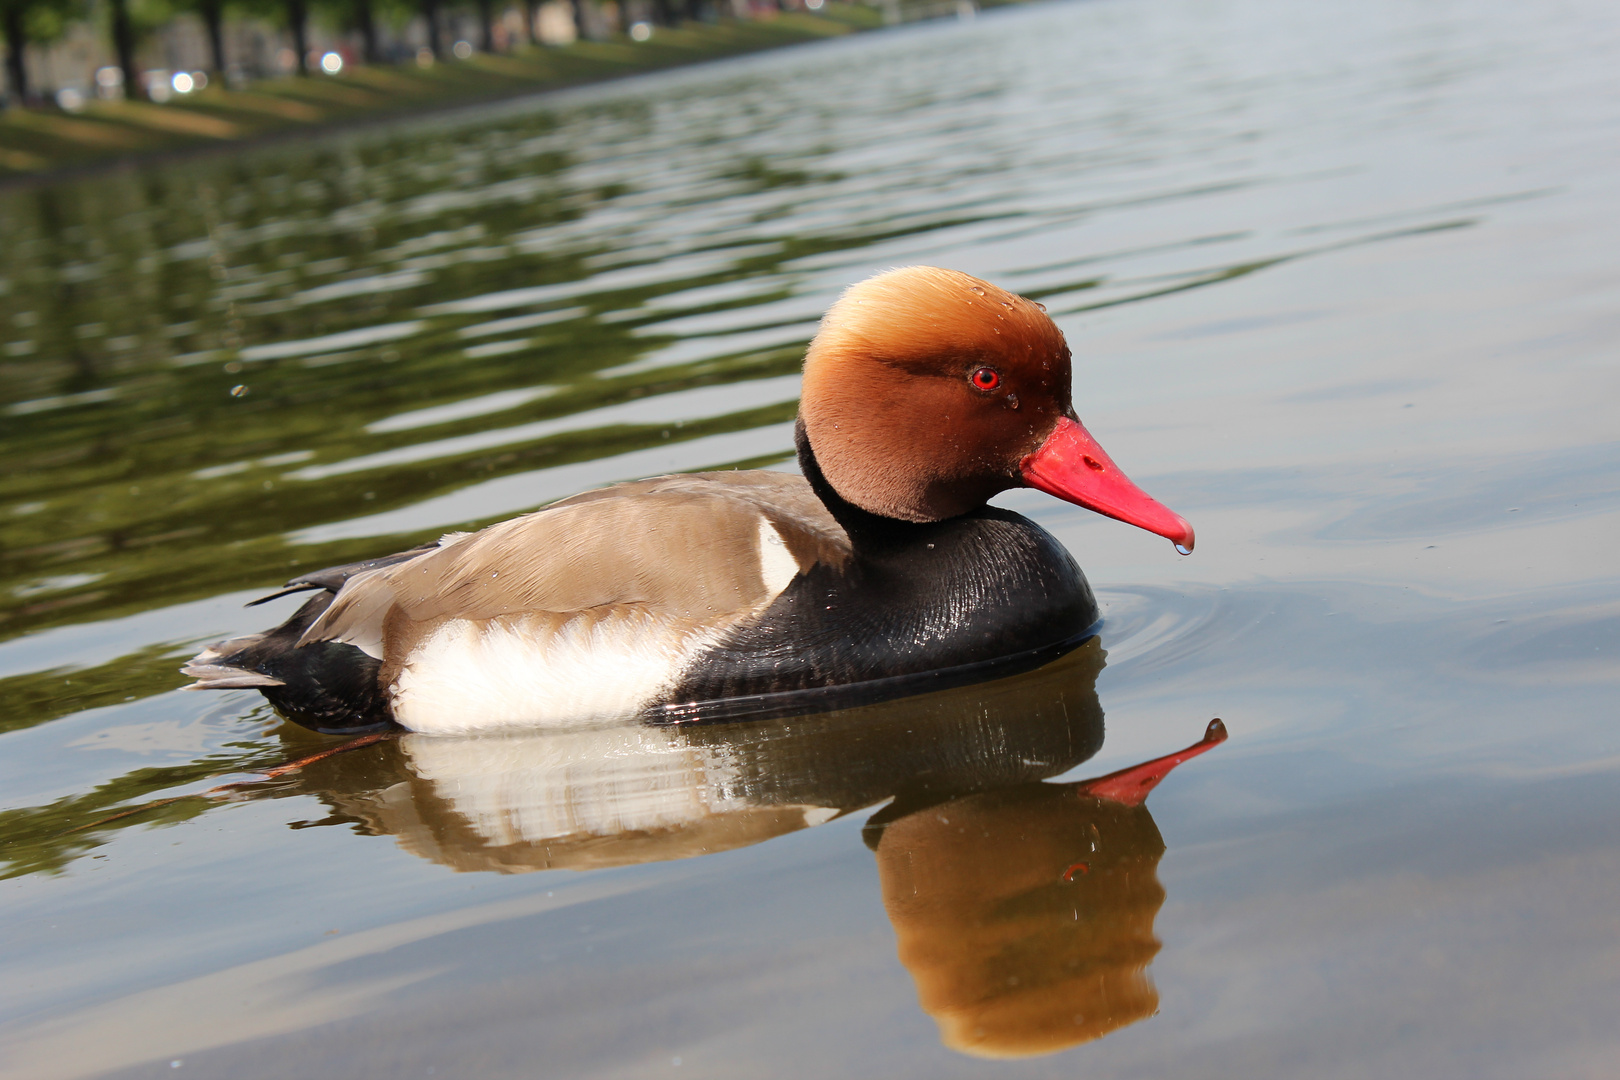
[1175,543,1193,556]
[1006,393,1019,409]
[229,384,247,397]
[970,286,985,295]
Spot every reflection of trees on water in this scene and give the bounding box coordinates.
[0,113,932,641]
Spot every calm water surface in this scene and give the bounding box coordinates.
[3,0,1619,1075]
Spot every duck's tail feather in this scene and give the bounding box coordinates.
[182,633,282,687]
[245,585,323,608]
[180,662,286,690]
[181,543,441,729]
[245,541,440,607]
[182,592,392,733]
[186,632,268,665]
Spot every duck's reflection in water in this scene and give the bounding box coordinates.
[870,782,1169,1057]
[266,638,1223,1057]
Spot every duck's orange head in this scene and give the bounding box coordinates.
[800,266,1194,551]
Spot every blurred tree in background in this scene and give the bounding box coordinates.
[323,0,385,62]
[228,0,313,73]
[352,0,378,62]
[107,0,142,97]
[2,0,83,103]
[285,0,307,72]
[418,0,439,56]
[177,0,228,72]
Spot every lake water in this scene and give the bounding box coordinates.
[3,0,1619,1074]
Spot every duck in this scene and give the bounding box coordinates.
[183,266,1194,734]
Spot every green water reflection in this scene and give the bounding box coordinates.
[0,74,1492,645]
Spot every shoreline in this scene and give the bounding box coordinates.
[0,6,895,190]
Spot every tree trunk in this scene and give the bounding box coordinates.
[287,0,309,74]
[355,0,380,62]
[199,0,227,74]
[522,0,538,44]
[3,4,28,106]
[652,0,674,26]
[571,0,589,40]
[108,0,143,99]
[421,0,442,56]
[476,0,494,51]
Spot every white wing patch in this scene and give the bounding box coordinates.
[756,518,801,599]
[388,610,724,734]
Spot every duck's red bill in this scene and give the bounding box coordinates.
[1019,416,1195,552]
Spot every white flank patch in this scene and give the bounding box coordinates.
[756,518,801,598]
[389,610,721,734]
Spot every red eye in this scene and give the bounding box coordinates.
[971,367,1001,391]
